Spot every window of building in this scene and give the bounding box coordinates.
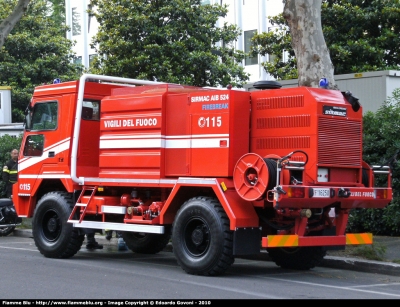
[244,30,258,66]
[89,54,97,66]
[200,0,211,4]
[72,7,81,36]
[73,56,82,65]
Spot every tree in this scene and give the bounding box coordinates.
[89,0,249,87]
[252,0,400,82]
[47,0,66,26]
[283,0,338,89]
[0,0,82,122]
[0,0,30,49]
[323,0,400,74]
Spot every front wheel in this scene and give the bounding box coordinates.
[172,196,234,276]
[0,226,15,237]
[32,192,84,258]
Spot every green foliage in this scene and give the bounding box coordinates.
[0,134,23,197]
[250,14,297,80]
[48,0,66,26]
[251,0,400,80]
[349,243,386,261]
[0,0,82,122]
[347,88,400,236]
[89,0,249,87]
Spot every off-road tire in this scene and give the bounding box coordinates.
[0,226,15,237]
[122,230,171,254]
[32,191,84,258]
[172,196,234,276]
[267,246,327,270]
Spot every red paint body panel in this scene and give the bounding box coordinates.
[98,86,250,178]
[250,87,363,184]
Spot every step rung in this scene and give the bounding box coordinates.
[75,203,87,207]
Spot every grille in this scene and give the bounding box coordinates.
[318,117,361,166]
[255,95,304,110]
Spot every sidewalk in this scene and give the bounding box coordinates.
[12,228,400,277]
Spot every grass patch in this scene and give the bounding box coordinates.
[17,218,32,229]
[350,243,387,261]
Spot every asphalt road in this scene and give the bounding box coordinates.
[13,227,400,277]
[1,235,400,300]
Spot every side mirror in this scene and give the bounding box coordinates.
[24,113,31,130]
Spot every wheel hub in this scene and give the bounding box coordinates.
[191,226,204,246]
[47,217,57,233]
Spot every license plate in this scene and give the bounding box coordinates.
[313,188,330,198]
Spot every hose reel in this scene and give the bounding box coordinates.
[233,153,277,201]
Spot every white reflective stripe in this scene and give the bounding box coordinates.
[18,138,71,172]
[17,174,217,186]
[70,220,165,234]
[100,139,162,149]
[34,85,76,93]
[100,133,161,140]
[19,174,71,179]
[177,177,218,185]
[191,134,229,138]
[191,138,229,148]
[165,139,191,148]
[99,134,230,149]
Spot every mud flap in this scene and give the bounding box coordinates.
[321,227,345,251]
[233,227,261,256]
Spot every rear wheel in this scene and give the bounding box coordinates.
[122,230,171,254]
[32,192,84,258]
[267,246,326,270]
[0,226,15,237]
[172,196,234,276]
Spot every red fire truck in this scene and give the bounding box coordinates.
[13,74,392,276]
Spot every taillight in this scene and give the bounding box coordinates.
[375,189,387,199]
[287,187,305,198]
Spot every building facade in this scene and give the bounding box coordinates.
[0,86,23,137]
[65,0,284,82]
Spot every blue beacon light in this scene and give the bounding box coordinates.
[319,78,329,88]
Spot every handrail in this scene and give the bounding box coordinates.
[70,74,165,185]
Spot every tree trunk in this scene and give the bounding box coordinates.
[0,0,31,49]
[283,0,338,89]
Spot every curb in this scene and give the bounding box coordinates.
[321,256,400,277]
[12,229,400,276]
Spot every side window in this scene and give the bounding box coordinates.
[23,135,44,157]
[82,100,100,120]
[31,101,58,130]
